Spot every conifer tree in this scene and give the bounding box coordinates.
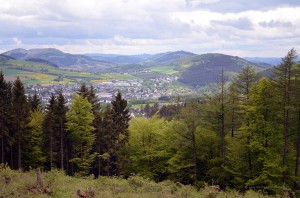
[43,95,57,170]
[54,90,68,170]
[0,71,12,164]
[29,91,42,111]
[273,48,298,183]
[12,77,27,169]
[111,91,130,175]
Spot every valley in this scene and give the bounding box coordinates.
[0,48,275,106]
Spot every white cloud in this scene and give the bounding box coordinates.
[12,37,22,45]
[0,0,299,56]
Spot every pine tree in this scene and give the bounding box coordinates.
[54,90,68,170]
[29,91,42,111]
[230,66,259,178]
[111,91,131,175]
[0,71,13,164]
[43,95,57,170]
[88,85,101,114]
[273,48,298,183]
[12,77,27,169]
[66,94,96,175]
[78,83,89,98]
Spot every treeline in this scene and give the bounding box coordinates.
[128,49,300,194]
[0,76,130,177]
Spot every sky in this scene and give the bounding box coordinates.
[0,0,299,57]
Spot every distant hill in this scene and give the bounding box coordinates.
[3,48,111,69]
[144,51,196,66]
[86,53,154,64]
[86,51,195,65]
[172,53,266,86]
[0,54,14,62]
[244,57,282,66]
[258,66,276,78]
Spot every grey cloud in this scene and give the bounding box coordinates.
[259,20,293,28]
[211,17,253,30]
[187,0,300,12]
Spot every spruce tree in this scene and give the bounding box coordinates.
[0,71,12,164]
[12,77,27,169]
[29,91,42,111]
[111,91,130,175]
[43,95,57,170]
[54,90,68,170]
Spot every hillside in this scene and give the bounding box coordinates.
[3,48,111,69]
[244,57,282,66]
[1,48,276,86]
[0,57,137,85]
[144,51,196,66]
[171,53,266,86]
[86,53,153,64]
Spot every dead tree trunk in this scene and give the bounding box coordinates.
[36,168,43,188]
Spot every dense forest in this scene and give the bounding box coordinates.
[1,49,300,196]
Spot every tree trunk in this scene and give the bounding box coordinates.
[221,69,225,162]
[36,168,43,188]
[17,112,21,170]
[283,104,289,183]
[1,113,4,163]
[294,108,300,189]
[50,137,53,170]
[60,119,64,170]
[98,146,101,176]
[192,131,197,180]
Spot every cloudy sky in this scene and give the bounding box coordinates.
[0,0,299,57]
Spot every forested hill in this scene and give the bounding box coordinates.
[175,53,268,85]
[3,48,111,68]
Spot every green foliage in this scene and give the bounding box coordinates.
[128,115,173,180]
[0,168,272,198]
[24,108,46,168]
[66,94,97,175]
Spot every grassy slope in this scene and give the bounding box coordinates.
[0,59,137,85]
[0,167,274,198]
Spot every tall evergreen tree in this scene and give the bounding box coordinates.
[12,77,27,169]
[54,90,68,170]
[111,91,131,175]
[0,71,12,164]
[43,95,57,170]
[29,91,42,111]
[78,83,89,98]
[273,48,298,183]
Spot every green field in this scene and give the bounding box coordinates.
[150,66,179,75]
[0,59,139,85]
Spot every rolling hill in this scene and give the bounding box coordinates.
[86,53,153,64]
[1,48,275,86]
[169,53,268,86]
[3,48,111,69]
[143,51,196,66]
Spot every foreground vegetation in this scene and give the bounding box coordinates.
[0,166,274,198]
